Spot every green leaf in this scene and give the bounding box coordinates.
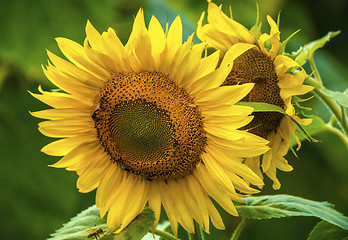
[49,206,155,240]
[307,221,348,240]
[320,88,348,108]
[48,205,110,240]
[236,102,286,113]
[236,102,318,143]
[236,195,348,230]
[294,31,341,65]
[114,208,156,240]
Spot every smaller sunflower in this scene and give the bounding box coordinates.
[197,0,314,189]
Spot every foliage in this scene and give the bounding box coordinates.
[49,206,155,240]
[236,195,348,230]
[307,221,348,240]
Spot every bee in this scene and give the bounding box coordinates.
[121,164,130,172]
[98,97,106,110]
[138,172,153,182]
[87,228,104,239]
[91,111,100,122]
[167,141,179,157]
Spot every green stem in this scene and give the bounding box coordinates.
[305,77,348,137]
[340,106,348,136]
[231,218,248,240]
[308,56,348,137]
[153,229,179,240]
[309,57,323,88]
[188,222,204,240]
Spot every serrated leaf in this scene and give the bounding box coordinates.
[236,195,348,230]
[48,205,109,240]
[320,88,348,107]
[307,221,348,240]
[294,31,341,65]
[236,102,318,143]
[49,206,155,240]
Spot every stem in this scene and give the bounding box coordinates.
[308,55,348,137]
[309,57,323,87]
[188,222,204,240]
[340,106,348,135]
[306,77,348,137]
[231,218,248,240]
[153,229,179,240]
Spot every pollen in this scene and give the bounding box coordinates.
[224,48,285,138]
[93,71,206,180]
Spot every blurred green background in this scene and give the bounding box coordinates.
[0,0,347,239]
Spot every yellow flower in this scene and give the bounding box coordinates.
[197,0,314,190]
[30,9,269,235]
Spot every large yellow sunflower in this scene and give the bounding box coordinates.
[197,0,314,190]
[30,9,270,235]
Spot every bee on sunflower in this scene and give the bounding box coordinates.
[197,0,314,190]
[30,9,270,236]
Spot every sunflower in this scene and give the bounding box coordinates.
[30,9,270,235]
[197,0,314,190]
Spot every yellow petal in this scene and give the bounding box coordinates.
[148,16,166,68]
[188,61,232,97]
[148,181,162,232]
[206,145,264,187]
[49,141,100,169]
[195,50,220,80]
[30,108,90,120]
[159,181,179,237]
[166,16,183,63]
[77,154,111,193]
[107,175,135,229]
[29,86,92,109]
[195,84,254,106]
[56,37,111,79]
[206,1,254,44]
[167,181,194,233]
[195,165,238,216]
[204,115,254,131]
[41,134,97,156]
[43,63,100,98]
[202,153,236,194]
[116,180,149,233]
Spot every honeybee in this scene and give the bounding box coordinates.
[87,228,104,239]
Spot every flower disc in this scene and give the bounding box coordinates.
[93,70,206,180]
[224,49,285,138]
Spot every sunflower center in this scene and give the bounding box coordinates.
[223,48,285,138]
[93,71,206,180]
[110,100,173,160]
